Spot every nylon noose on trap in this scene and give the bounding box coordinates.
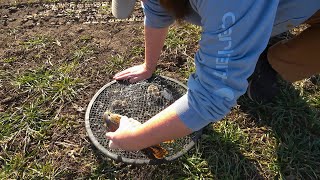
[85,75,202,165]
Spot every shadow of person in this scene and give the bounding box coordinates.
[199,126,266,179]
[89,129,265,179]
[237,81,320,179]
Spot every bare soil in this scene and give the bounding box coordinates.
[0,1,193,178]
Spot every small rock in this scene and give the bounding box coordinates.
[73,16,80,21]
[42,16,51,22]
[21,18,28,23]
[76,27,85,33]
[26,15,33,20]
[72,103,85,112]
[58,19,66,25]
[36,8,45,13]
[8,7,18,13]
[23,20,35,28]
[56,13,64,17]
[8,18,16,22]
[16,4,26,8]
[80,10,87,14]
[3,20,8,26]
[87,15,93,20]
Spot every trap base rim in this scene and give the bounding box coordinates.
[85,75,203,165]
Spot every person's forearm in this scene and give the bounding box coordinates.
[144,26,168,71]
[133,106,193,150]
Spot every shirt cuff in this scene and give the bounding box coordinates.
[170,93,212,132]
[142,1,174,28]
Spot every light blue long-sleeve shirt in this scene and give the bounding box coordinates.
[142,0,320,131]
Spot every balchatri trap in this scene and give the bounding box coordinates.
[85,76,202,165]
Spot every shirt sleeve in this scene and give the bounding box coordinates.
[142,0,175,28]
[172,0,279,131]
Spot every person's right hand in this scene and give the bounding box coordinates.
[113,64,154,83]
[106,115,142,150]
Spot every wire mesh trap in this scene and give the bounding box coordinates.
[85,75,202,165]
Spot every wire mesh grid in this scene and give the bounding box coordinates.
[85,76,202,164]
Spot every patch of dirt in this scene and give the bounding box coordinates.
[0,2,145,99]
[0,1,149,178]
[0,1,194,178]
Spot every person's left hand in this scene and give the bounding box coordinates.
[106,116,143,151]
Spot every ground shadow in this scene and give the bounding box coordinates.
[89,132,265,179]
[238,82,320,179]
[199,126,266,179]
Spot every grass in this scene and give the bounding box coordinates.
[130,46,144,57]
[23,36,52,50]
[1,63,85,179]
[0,1,320,179]
[0,102,54,178]
[1,57,17,63]
[98,4,111,15]
[72,46,94,61]
[105,54,133,74]
[13,65,83,104]
[236,81,320,179]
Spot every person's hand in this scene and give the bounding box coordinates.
[106,116,143,151]
[113,64,154,83]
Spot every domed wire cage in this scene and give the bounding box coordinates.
[85,75,203,165]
